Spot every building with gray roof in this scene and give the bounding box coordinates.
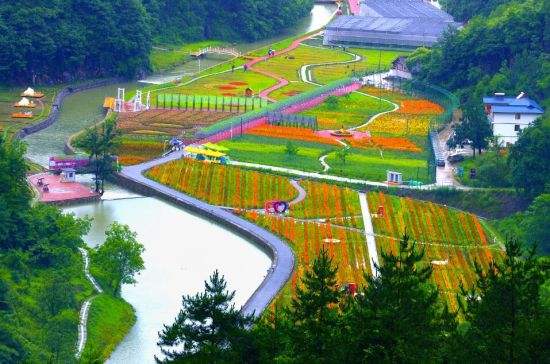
[323,0,459,48]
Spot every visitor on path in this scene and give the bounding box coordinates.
[231,64,235,73]
[243,64,248,72]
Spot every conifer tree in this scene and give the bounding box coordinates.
[157,270,256,363]
[346,234,455,363]
[287,248,343,363]
[452,239,549,363]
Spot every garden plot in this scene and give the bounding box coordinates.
[312,48,410,84]
[116,137,165,166]
[269,82,317,101]
[117,109,238,137]
[300,92,394,130]
[253,45,353,82]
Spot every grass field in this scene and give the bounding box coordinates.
[253,45,353,82]
[301,92,394,129]
[312,48,410,84]
[81,294,136,362]
[269,82,317,101]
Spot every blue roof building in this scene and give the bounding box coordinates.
[483,93,544,145]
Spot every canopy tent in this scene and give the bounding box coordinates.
[203,142,229,153]
[14,97,35,107]
[21,87,44,98]
[184,146,226,158]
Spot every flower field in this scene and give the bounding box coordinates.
[312,48,410,84]
[245,124,341,146]
[347,135,422,153]
[116,137,165,165]
[146,158,297,208]
[367,191,499,309]
[399,100,444,115]
[361,113,432,136]
[253,45,353,82]
[269,82,317,101]
[244,209,371,306]
[118,109,239,137]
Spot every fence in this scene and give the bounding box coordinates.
[15,78,121,139]
[196,77,362,143]
[155,94,269,112]
[267,112,318,130]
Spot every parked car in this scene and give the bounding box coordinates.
[436,158,446,167]
[447,153,465,163]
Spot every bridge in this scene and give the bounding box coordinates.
[190,46,241,58]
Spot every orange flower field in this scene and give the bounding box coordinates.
[399,100,444,115]
[361,113,432,136]
[246,124,341,146]
[348,135,422,153]
[146,158,296,208]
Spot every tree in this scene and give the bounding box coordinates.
[508,118,550,197]
[336,147,349,165]
[522,193,550,253]
[45,310,77,362]
[287,248,343,362]
[452,103,492,157]
[453,239,549,362]
[346,234,455,363]
[93,222,144,294]
[157,270,256,363]
[79,116,120,193]
[325,95,339,110]
[284,140,298,158]
[38,271,77,316]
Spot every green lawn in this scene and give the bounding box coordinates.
[326,147,431,183]
[219,135,330,171]
[219,134,432,183]
[270,81,317,101]
[301,92,394,130]
[312,48,410,84]
[80,294,136,363]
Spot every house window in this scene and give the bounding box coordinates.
[515,113,521,120]
[514,124,520,132]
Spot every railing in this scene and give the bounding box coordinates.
[191,46,241,58]
[196,77,361,142]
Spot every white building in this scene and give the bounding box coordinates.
[483,93,544,145]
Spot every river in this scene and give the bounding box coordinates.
[23,4,334,362]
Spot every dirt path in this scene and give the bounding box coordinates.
[76,247,103,359]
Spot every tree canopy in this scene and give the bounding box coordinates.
[0,0,314,84]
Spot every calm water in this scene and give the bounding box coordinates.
[64,197,270,363]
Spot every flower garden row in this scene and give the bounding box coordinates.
[145,158,499,309]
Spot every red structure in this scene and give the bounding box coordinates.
[264,200,289,214]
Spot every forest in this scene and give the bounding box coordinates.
[410,0,549,109]
[0,0,313,84]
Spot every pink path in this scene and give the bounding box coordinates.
[347,0,361,15]
[28,173,100,203]
[245,33,318,101]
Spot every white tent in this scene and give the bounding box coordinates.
[16,97,31,106]
[22,87,35,96]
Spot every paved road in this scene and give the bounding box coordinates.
[118,153,295,317]
[358,193,380,278]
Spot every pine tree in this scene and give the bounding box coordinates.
[287,248,343,363]
[346,234,455,363]
[157,270,256,363]
[452,239,549,363]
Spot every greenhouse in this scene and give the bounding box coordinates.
[323,0,459,48]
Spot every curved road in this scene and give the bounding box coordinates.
[118,152,295,317]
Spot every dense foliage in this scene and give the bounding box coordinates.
[440,0,515,22]
[158,236,549,363]
[0,0,314,84]
[143,0,314,44]
[409,0,549,109]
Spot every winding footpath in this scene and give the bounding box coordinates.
[358,193,380,278]
[117,151,294,317]
[76,247,103,359]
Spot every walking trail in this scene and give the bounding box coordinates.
[358,193,380,278]
[118,151,294,317]
[289,180,307,205]
[76,247,103,359]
